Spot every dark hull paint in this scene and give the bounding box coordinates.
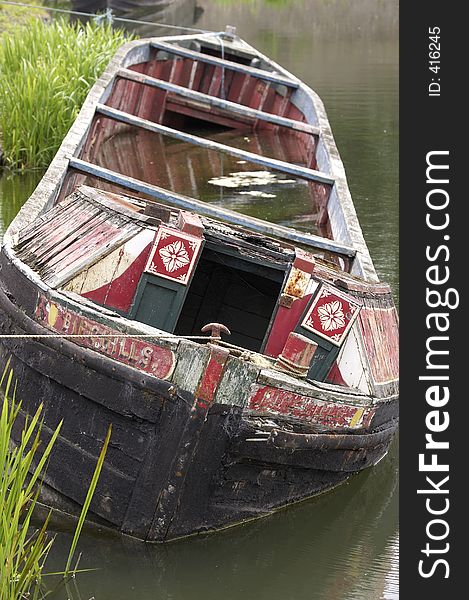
[0,249,397,541]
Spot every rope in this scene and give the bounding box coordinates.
[0,1,211,33]
[0,332,258,357]
[218,32,226,100]
[0,333,217,341]
[0,332,259,360]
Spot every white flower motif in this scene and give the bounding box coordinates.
[159,240,190,273]
[317,300,346,331]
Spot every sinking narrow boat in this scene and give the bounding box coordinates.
[0,29,399,542]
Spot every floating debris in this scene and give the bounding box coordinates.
[208,170,297,188]
[238,191,276,198]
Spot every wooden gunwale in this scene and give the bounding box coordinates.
[116,68,319,134]
[68,156,356,257]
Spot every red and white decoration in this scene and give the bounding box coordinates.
[144,226,203,285]
[301,284,361,346]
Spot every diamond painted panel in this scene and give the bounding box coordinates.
[301,284,361,346]
[144,226,203,285]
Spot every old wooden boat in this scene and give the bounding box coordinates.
[0,29,399,542]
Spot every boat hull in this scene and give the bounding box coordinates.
[0,249,397,542]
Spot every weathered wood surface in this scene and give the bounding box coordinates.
[68,157,356,256]
[151,41,300,88]
[0,32,399,542]
[117,68,319,134]
[96,104,332,184]
[15,190,143,288]
[0,250,399,541]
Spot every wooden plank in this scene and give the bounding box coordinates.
[248,385,375,429]
[117,68,318,135]
[68,157,356,257]
[96,103,332,185]
[165,98,249,130]
[147,344,230,541]
[151,41,300,89]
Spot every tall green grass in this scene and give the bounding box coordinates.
[1,361,111,599]
[0,362,61,600]
[0,18,131,169]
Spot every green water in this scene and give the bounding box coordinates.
[0,1,398,598]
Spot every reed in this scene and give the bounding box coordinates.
[0,361,62,599]
[0,361,111,599]
[0,18,131,169]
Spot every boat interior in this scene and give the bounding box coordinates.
[11,34,399,389]
[15,183,357,359]
[57,33,337,245]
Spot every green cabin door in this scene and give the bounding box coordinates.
[130,224,205,333]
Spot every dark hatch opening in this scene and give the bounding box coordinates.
[174,247,284,352]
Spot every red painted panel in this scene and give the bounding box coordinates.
[360,307,399,384]
[301,285,361,347]
[196,346,230,408]
[249,80,268,110]
[278,332,318,368]
[293,249,315,274]
[145,226,203,285]
[285,104,305,121]
[227,71,246,102]
[199,63,216,94]
[325,362,347,387]
[35,295,175,380]
[178,211,204,237]
[264,294,312,358]
[82,242,152,313]
[191,61,205,91]
[179,58,196,87]
[260,87,277,114]
[208,66,223,97]
[249,385,374,428]
[239,75,258,106]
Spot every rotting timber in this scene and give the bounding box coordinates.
[0,29,399,542]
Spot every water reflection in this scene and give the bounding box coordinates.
[86,126,320,232]
[70,0,203,36]
[0,170,45,243]
[44,438,398,600]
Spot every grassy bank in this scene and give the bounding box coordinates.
[0,17,131,169]
[0,1,48,34]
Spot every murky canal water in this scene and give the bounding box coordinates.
[0,1,398,598]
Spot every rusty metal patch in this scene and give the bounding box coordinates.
[284,267,310,298]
